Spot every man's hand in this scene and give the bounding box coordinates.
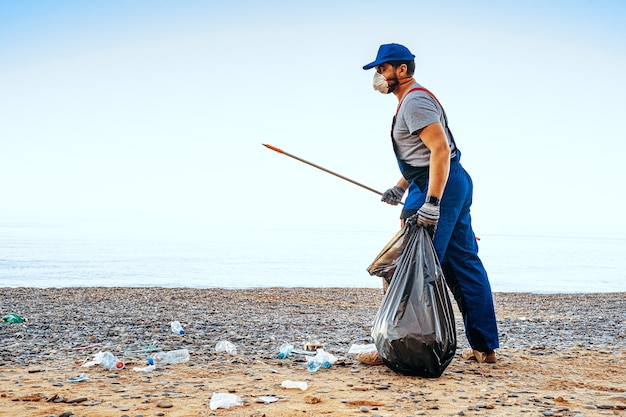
[416,202,440,226]
[381,186,405,205]
[409,202,440,238]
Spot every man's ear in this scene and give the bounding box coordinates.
[399,63,408,76]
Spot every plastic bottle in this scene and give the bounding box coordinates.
[170,321,185,335]
[277,343,294,359]
[306,349,337,372]
[100,351,125,370]
[148,348,190,366]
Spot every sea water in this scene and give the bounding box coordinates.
[0,221,624,293]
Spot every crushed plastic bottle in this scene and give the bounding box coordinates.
[148,348,190,366]
[215,340,237,354]
[100,351,125,370]
[277,343,294,359]
[306,349,337,372]
[170,321,184,335]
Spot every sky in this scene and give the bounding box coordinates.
[2,0,625,238]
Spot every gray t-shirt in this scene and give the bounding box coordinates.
[392,83,456,168]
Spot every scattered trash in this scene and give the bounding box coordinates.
[170,320,184,335]
[306,349,337,372]
[82,352,105,368]
[2,313,25,323]
[348,343,377,354]
[148,348,189,366]
[82,351,124,370]
[209,392,243,410]
[277,343,294,359]
[71,343,103,351]
[101,351,125,370]
[215,340,237,354]
[133,364,156,373]
[256,396,279,403]
[281,380,308,391]
[66,373,89,382]
[303,340,323,351]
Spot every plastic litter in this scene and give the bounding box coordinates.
[215,340,237,354]
[148,348,189,366]
[133,365,156,373]
[305,349,337,372]
[170,320,184,335]
[82,352,105,368]
[100,351,125,370]
[256,396,279,404]
[281,380,308,391]
[277,343,294,359]
[83,351,123,369]
[66,373,89,382]
[348,343,377,354]
[209,392,243,410]
[303,340,323,351]
[1,313,25,323]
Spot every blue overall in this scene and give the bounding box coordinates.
[394,87,499,352]
[403,154,499,352]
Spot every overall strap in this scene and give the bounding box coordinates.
[396,87,443,116]
[395,86,458,152]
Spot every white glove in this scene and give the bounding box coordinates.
[416,202,440,227]
[407,202,440,238]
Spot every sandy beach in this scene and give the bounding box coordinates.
[1,288,625,417]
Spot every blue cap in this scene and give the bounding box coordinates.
[363,43,415,70]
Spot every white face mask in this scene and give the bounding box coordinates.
[373,72,392,94]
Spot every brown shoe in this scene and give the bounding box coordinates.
[357,350,383,365]
[473,349,497,364]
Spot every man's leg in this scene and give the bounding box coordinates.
[433,164,499,355]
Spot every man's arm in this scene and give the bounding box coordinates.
[395,177,409,190]
[418,122,450,199]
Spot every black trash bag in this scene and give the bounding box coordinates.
[371,223,456,378]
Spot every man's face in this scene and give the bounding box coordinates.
[375,63,399,92]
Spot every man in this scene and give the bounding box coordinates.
[363,43,499,363]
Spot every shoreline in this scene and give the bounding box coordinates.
[1,288,625,416]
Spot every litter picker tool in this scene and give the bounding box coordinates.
[262,143,402,204]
